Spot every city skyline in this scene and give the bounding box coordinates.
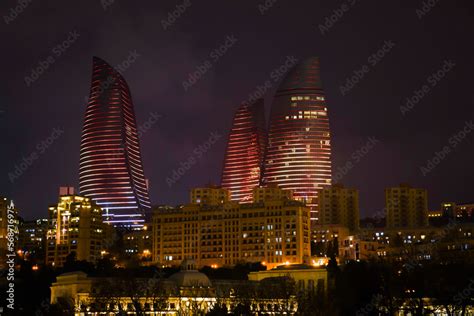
[1,2,474,314]
[1,1,473,220]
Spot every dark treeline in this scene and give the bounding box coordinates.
[1,256,474,315]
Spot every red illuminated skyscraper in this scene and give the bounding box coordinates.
[79,57,151,227]
[262,57,332,222]
[221,99,266,202]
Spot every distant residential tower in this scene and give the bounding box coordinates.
[385,184,429,228]
[317,184,360,232]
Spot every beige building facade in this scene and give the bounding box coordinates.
[153,187,311,269]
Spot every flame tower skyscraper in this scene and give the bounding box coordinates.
[262,57,332,222]
[79,57,151,227]
[221,99,266,202]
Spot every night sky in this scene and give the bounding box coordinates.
[1,0,473,220]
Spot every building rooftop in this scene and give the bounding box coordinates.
[273,263,318,271]
[169,270,212,287]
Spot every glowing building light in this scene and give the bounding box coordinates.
[79,57,151,227]
[263,57,332,222]
[221,99,266,202]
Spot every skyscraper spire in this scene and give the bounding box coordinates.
[262,57,332,222]
[79,57,151,227]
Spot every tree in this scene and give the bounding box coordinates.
[231,282,257,315]
[375,263,402,316]
[63,251,77,270]
[206,302,228,315]
[95,256,115,276]
[147,276,169,314]
[86,278,123,314]
[398,266,428,316]
[257,276,297,315]
[232,303,252,316]
[49,296,75,316]
[428,263,474,316]
[87,271,169,316]
[62,251,94,273]
[297,291,327,315]
[311,241,326,257]
[393,233,404,248]
[334,261,384,314]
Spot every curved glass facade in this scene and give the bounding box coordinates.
[262,57,332,222]
[79,57,151,227]
[221,99,266,202]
